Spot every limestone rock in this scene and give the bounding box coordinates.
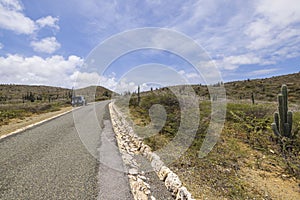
[165,172,182,196]
[151,154,164,173]
[129,168,139,175]
[157,166,171,181]
[176,186,194,200]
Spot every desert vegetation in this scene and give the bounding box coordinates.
[115,72,300,199]
[0,84,113,126]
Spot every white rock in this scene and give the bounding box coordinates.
[138,175,147,181]
[175,186,194,200]
[165,172,182,196]
[151,155,164,173]
[128,168,139,175]
[158,166,171,181]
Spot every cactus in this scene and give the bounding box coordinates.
[271,84,293,137]
[251,92,255,105]
[137,85,140,106]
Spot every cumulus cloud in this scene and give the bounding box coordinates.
[0,54,83,87]
[36,16,59,30]
[0,0,36,34]
[0,53,126,91]
[70,71,145,93]
[0,0,60,37]
[30,37,61,54]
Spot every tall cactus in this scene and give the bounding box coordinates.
[251,92,255,105]
[271,84,293,137]
[137,85,141,106]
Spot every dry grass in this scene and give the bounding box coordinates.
[116,73,300,199]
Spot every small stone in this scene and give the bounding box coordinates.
[128,175,137,181]
[144,189,151,195]
[138,175,148,181]
[128,168,139,175]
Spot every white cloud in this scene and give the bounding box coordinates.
[185,72,200,79]
[70,71,100,87]
[249,68,278,76]
[256,0,300,27]
[0,0,36,34]
[223,54,261,65]
[0,42,3,49]
[0,1,60,36]
[0,55,124,91]
[30,37,61,54]
[164,0,300,75]
[71,71,143,93]
[178,70,185,75]
[1,0,22,10]
[0,54,83,88]
[245,0,300,51]
[36,16,59,30]
[176,69,201,80]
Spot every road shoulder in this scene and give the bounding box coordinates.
[0,106,73,139]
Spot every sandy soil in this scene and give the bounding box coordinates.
[239,143,300,200]
[242,167,300,200]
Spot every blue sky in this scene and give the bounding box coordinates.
[0,0,299,91]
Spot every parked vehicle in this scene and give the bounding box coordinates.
[71,96,87,106]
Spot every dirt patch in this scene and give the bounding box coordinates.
[241,168,300,199]
[239,143,300,200]
[0,106,72,137]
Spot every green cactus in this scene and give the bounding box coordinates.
[251,92,255,105]
[271,84,293,137]
[137,85,140,106]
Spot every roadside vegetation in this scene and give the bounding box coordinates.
[0,102,70,126]
[0,84,113,126]
[116,72,300,199]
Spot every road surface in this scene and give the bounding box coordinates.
[0,101,132,199]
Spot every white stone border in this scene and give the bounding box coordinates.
[109,102,195,200]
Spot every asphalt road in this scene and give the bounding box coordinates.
[0,101,132,200]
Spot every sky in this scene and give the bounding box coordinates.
[0,0,299,92]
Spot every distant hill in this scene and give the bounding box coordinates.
[74,85,115,102]
[0,84,71,103]
[1,72,299,104]
[0,84,114,104]
[223,72,300,103]
[144,72,300,103]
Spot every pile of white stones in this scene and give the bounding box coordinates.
[109,103,194,200]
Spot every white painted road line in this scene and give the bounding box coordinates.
[0,107,79,141]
